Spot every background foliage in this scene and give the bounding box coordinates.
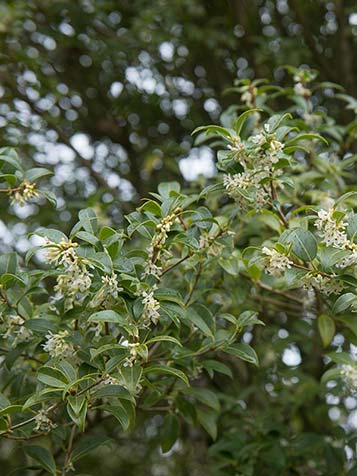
[0,1,357,475]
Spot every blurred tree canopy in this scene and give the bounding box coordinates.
[0,0,356,233]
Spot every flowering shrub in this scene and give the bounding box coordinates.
[1,66,357,474]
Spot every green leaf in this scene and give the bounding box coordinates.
[88,310,127,325]
[154,288,185,307]
[197,409,217,440]
[326,351,356,366]
[161,414,180,453]
[22,389,62,410]
[75,231,100,246]
[237,310,264,328]
[0,405,23,417]
[333,293,356,314]
[223,343,259,366]
[37,367,68,388]
[203,360,233,378]
[72,436,112,463]
[93,385,134,402]
[24,167,53,182]
[0,173,17,186]
[78,208,98,234]
[35,227,67,243]
[145,335,182,347]
[191,125,232,139]
[144,365,189,386]
[39,190,57,207]
[321,367,344,385]
[0,252,18,276]
[0,149,23,172]
[186,308,214,339]
[318,314,335,347]
[266,113,292,132]
[284,132,328,146]
[280,228,317,262]
[25,446,56,476]
[233,108,261,135]
[99,404,130,430]
[67,397,88,431]
[157,181,181,198]
[183,387,220,411]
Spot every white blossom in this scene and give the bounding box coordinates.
[124,342,140,367]
[43,330,75,359]
[10,181,40,206]
[144,212,180,279]
[262,247,293,277]
[55,266,92,310]
[3,315,33,345]
[141,290,160,326]
[337,243,357,269]
[341,365,357,391]
[294,82,311,97]
[315,208,347,247]
[34,409,55,432]
[102,374,120,385]
[250,133,266,146]
[44,239,78,266]
[303,272,344,296]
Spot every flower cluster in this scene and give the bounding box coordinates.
[315,207,357,269]
[10,181,40,206]
[3,314,33,346]
[45,239,79,266]
[315,208,347,247]
[102,374,120,385]
[141,289,160,327]
[144,211,180,279]
[34,409,55,432]
[223,127,284,210]
[294,82,311,98]
[199,231,224,256]
[303,273,344,296]
[262,247,293,277]
[42,330,75,359]
[240,85,257,107]
[45,239,93,310]
[90,273,122,308]
[341,364,357,391]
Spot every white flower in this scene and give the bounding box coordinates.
[101,273,122,298]
[341,365,357,391]
[270,139,283,153]
[141,290,160,326]
[10,181,40,206]
[262,247,293,277]
[34,409,55,432]
[44,239,78,267]
[337,243,357,269]
[250,133,266,146]
[144,211,180,279]
[43,330,75,359]
[102,374,120,385]
[241,91,252,106]
[294,82,311,97]
[55,266,92,310]
[123,342,140,367]
[3,315,33,345]
[303,272,344,296]
[315,208,347,247]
